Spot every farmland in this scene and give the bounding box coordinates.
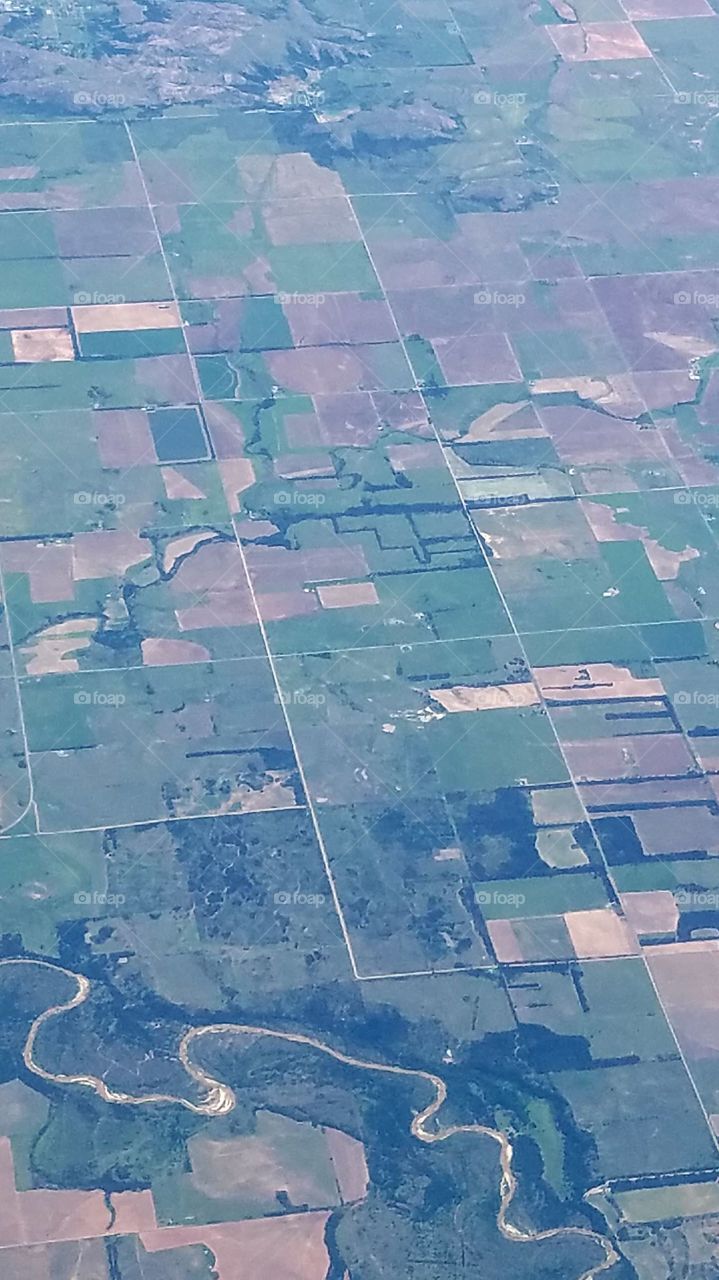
[1,2,719,1279]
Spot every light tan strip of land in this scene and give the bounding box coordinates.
[71,301,180,332]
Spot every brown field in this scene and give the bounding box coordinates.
[161,466,207,500]
[11,328,74,362]
[0,166,38,180]
[185,297,245,354]
[645,330,718,360]
[564,909,638,959]
[263,197,359,245]
[534,664,664,702]
[550,699,669,735]
[532,374,642,410]
[325,1127,369,1203]
[456,399,542,443]
[141,1209,331,1280]
[0,1137,156,1247]
[283,293,396,347]
[218,458,256,514]
[632,805,719,855]
[71,301,180,333]
[188,1126,334,1206]
[386,442,441,472]
[265,347,387,395]
[141,637,211,665]
[189,267,274,298]
[277,396,385,450]
[52,207,156,258]
[0,1238,109,1280]
[317,582,379,609]
[256,588,319,622]
[204,403,248,457]
[433,333,522,386]
[162,530,218,574]
[0,307,67,329]
[646,944,719,1074]
[274,451,334,481]
[547,20,652,60]
[650,939,719,958]
[172,540,258,629]
[135,354,196,402]
[619,891,678,939]
[72,530,151,579]
[486,919,525,964]
[235,518,278,543]
[624,0,712,13]
[373,230,525,291]
[537,404,667,467]
[387,285,495,341]
[238,151,345,200]
[473,504,599,561]
[580,500,699,580]
[695,742,719,773]
[430,682,540,713]
[2,542,74,603]
[374,391,431,435]
[563,734,696,783]
[245,543,369,597]
[21,618,98,676]
[95,408,158,467]
[313,393,383,446]
[580,776,713,809]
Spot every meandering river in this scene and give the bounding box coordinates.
[1,957,618,1280]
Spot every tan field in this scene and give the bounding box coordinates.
[141,1209,332,1280]
[619,890,678,939]
[325,1126,369,1203]
[11,328,74,362]
[141,637,211,665]
[0,1137,156,1247]
[564,909,639,959]
[71,300,180,332]
[21,618,98,676]
[534,663,664,702]
[317,582,379,609]
[430,682,540,713]
[161,466,208,500]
